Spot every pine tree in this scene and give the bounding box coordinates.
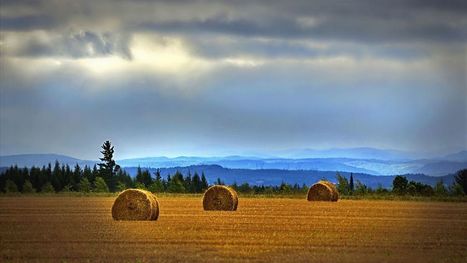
[148,169,165,193]
[184,172,193,192]
[91,164,99,183]
[192,172,202,193]
[30,166,41,191]
[51,161,62,192]
[349,173,354,194]
[201,173,208,190]
[173,171,184,185]
[83,165,93,183]
[97,140,120,192]
[142,169,152,187]
[167,177,185,193]
[336,173,350,195]
[72,164,82,191]
[216,178,224,185]
[454,169,467,194]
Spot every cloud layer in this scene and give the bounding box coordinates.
[0,0,466,159]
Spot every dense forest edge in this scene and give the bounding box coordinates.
[1,141,466,201]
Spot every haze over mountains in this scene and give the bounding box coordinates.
[1,148,466,178]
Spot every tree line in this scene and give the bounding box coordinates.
[1,140,466,197]
[334,172,466,197]
[2,164,465,197]
[0,163,214,194]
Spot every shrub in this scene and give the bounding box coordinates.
[94,177,109,193]
[79,177,91,193]
[22,180,35,193]
[4,180,18,193]
[392,176,408,195]
[41,182,55,193]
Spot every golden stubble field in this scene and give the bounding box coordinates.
[1,196,466,262]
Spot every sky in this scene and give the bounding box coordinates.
[0,0,466,160]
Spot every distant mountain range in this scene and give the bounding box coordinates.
[0,154,97,168]
[272,147,420,160]
[1,149,466,178]
[122,165,456,189]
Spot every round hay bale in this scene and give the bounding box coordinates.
[203,185,238,211]
[320,181,339,201]
[307,181,337,202]
[112,189,160,220]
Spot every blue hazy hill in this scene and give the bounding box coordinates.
[122,165,455,189]
[1,150,467,176]
[0,154,96,168]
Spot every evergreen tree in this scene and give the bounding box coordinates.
[167,179,185,193]
[279,182,291,194]
[97,140,120,192]
[72,164,82,191]
[434,180,447,196]
[65,164,72,187]
[392,175,408,195]
[91,164,99,183]
[238,183,252,193]
[231,181,239,191]
[135,168,152,187]
[349,173,354,194]
[51,161,62,192]
[216,178,224,185]
[83,165,92,182]
[173,171,184,185]
[200,173,208,191]
[149,169,165,193]
[144,168,152,186]
[94,177,109,193]
[116,169,133,189]
[336,173,350,195]
[148,181,164,193]
[454,169,467,194]
[184,172,193,192]
[354,180,368,195]
[30,166,41,192]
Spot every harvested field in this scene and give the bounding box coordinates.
[1,196,466,262]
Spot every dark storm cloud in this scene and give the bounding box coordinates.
[1,0,466,60]
[140,14,467,44]
[0,15,57,31]
[135,0,467,43]
[2,0,466,43]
